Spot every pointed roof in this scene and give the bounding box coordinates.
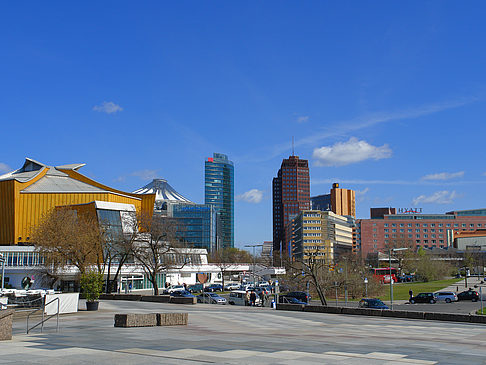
[0,157,88,183]
[133,179,192,203]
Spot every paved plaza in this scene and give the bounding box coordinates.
[2,300,486,364]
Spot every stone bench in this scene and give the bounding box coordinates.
[0,309,14,341]
[114,313,188,328]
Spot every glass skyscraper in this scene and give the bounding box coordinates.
[205,153,234,249]
[172,203,218,252]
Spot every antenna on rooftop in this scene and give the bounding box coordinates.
[292,136,295,156]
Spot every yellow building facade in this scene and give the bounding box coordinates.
[330,183,356,218]
[0,158,155,245]
[291,210,354,264]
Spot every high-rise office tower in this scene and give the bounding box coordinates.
[330,183,356,218]
[205,153,234,249]
[272,155,310,256]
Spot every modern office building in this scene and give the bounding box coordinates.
[291,210,354,264]
[311,183,356,218]
[311,193,331,211]
[330,183,356,218]
[205,153,234,249]
[356,208,486,258]
[134,178,219,252]
[0,158,155,246]
[272,155,310,256]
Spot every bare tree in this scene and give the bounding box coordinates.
[100,212,139,293]
[32,209,104,276]
[209,247,253,288]
[131,213,187,295]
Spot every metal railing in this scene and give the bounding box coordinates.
[26,297,59,334]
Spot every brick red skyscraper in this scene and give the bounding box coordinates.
[272,155,310,257]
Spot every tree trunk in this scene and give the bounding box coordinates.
[152,274,159,295]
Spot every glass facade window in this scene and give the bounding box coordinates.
[173,204,218,252]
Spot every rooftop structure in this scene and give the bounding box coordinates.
[0,158,155,245]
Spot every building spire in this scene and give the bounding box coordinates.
[292,136,294,156]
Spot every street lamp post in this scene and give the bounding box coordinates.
[0,253,5,291]
[364,278,368,297]
[244,244,263,287]
[389,247,408,310]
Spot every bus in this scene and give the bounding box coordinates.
[371,267,398,284]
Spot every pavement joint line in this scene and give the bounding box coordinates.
[116,348,216,363]
[324,351,437,364]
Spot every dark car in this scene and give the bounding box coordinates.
[204,284,223,292]
[410,292,436,304]
[187,284,204,293]
[359,298,389,309]
[169,290,195,298]
[457,290,480,302]
[283,291,311,303]
[278,296,307,305]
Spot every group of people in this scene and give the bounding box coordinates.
[245,290,268,307]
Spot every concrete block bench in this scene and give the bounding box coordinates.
[114,313,188,328]
[0,309,14,341]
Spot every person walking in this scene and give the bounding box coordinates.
[250,291,257,306]
[409,289,413,302]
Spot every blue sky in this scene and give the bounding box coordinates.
[1,2,486,248]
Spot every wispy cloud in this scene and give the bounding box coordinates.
[93,101,123,114]
[412,190,459,205]
[422,171,464,181]
[355,187,369,203]
[116,169,159,182]
[0,163,11,173]
[237,189,264,204]
[257,96,479,162]
[296,116,309,123]
[313,137,392,167]
[313,178,482,186]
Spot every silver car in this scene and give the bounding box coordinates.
[197,292,227,305]
[434,291,458,303]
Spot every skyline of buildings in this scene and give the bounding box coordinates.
[205,153,235,249]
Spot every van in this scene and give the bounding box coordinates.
[228,290,261,306]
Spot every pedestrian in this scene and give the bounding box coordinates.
[409,289,413,302]
[250,291,257,306]
[245,291,250,306]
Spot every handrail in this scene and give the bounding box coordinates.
[26,297,60,334]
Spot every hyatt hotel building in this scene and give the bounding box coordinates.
[356,208,486,258]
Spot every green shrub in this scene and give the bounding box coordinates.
[80,271,103,302]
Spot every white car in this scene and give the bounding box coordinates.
[224,283,240,290]
[166,285,185,294]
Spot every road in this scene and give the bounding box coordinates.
[3,299,486,364]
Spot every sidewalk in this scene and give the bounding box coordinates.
[442,276,485,294]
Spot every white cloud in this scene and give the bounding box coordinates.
[0,163,11,173]
[312,137,392,167]
[412,190,458,205]
[297,116,309,123]
[356,187,369,197]
[422,171,464,181]
[93,101,123,114]
[237,189,263,204]
[130,169,158,181]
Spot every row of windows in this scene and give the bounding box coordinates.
[382,222,483,228]
[384,228,445,233]
[383,234,444,239]
[1,251,44,267]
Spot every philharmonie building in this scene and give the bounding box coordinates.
[0,158,233,291]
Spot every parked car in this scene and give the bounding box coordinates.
[284,291,311,303]
[165,285,185,294]
[169,290,194,298]
[224,283,240,291]
[278,295,307,305]
[228,290,261,306]
[358,298,389,309]
[434,291,458,303]
[410,292,436,304]
[204,284,223,292]
[187,284,204,293]
[197,292,227,305]
[457,290,480,302]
